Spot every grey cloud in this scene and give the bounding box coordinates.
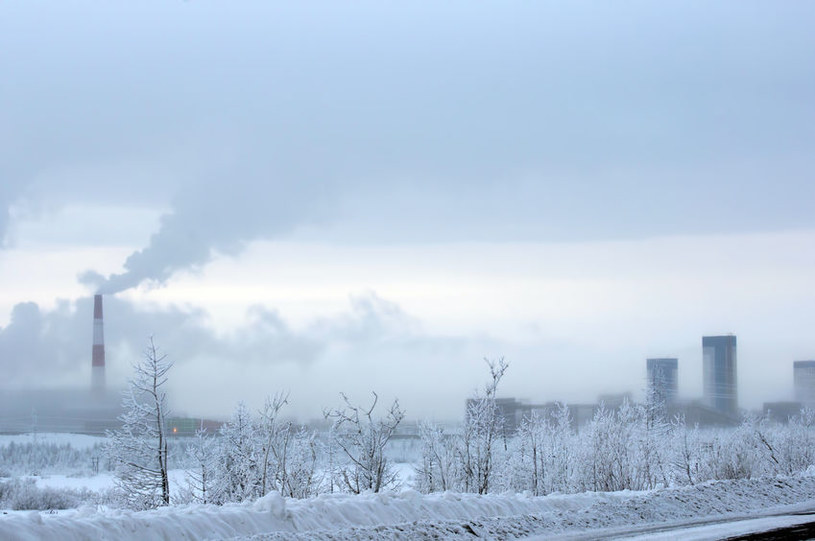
[0,185,19,247]
[0,297,206,389]
[211,306,323,366]
[0,291,517,419]
[0,291,449,390]
[0,301,85,387]
[311,292,421,344]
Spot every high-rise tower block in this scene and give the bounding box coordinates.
[702,335,737,415]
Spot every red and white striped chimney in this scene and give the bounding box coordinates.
[92,294,106,393]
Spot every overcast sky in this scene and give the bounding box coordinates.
[1,1,814,421]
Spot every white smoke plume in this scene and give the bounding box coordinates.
[78,166,337,294]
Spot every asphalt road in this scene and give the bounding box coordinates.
[539,511,815,541]
[725,519,815,540]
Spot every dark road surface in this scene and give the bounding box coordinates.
[725,520,815,540]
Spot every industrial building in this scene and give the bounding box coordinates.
[0,294,121,434]
[0,294,225,436]
[762,401,803,424]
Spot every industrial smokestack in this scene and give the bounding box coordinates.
[92,294,106,394]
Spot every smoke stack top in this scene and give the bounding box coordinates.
[93,294,103,319]
[92,294,106,393]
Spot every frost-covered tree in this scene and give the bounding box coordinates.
[184,427,217,504]
[580,404,617,492]
[206,396,323,503]
[505,402,575,495]
[212,402,261,503]
[547,402,575,493]
[258,392,289,496]
[460,357,508,494]
[257,392,321,499]
[627,400,670,490]
[508,406,574,496]
[670,414,703,486]
[280,427,321,499]
[107,337,172,509]
[325,392,404,493]
[699,414,766,481]
[0,441,109,478]
[575,399,672,492]
[415,421,459,493]
[776,408,815,475]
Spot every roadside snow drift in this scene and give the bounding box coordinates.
[4,473,815,540]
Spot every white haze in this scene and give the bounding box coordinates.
[1,1,815,420]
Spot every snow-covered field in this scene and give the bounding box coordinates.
[4,471,815,540]
[6,429,815,540]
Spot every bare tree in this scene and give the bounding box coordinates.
[324,392,405,494]
[107,337,172,509]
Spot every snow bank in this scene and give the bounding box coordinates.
[4,474,815,540]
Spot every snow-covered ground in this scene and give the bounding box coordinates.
[22,469,188,498]
[5,432,815,539]
[4,472,815,540]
